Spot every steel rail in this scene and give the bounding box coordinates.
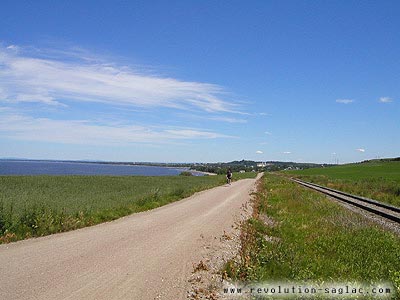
[291,178,400,224]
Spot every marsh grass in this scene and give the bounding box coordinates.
[225,174,400,298]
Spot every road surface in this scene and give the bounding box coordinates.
[0,175,261,300]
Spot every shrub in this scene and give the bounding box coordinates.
[179,171,193,176]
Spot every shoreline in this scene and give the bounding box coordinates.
[189,170,217,176]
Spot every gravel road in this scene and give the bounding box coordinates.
[0,175,260,300]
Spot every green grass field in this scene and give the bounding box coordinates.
[225,174,400,299]
[287,161,400,180]
[285,161,400,207]
[0,172,256,243]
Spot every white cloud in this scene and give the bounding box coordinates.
[6,45,19,51]
[0,112,233,145]
[264,131,272,135]
[174,112,247,124]
[163,129,229,139]
[379,97,393,103]
[356,148,365,152]
[336,99,354,104]
[14,92,65,106]
[256,150,263,154]
[0,88,7,100]
[208,116,247,123]
[283,151,291,154]
[0,45,239,113]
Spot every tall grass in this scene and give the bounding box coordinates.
[225,174,400,298]
[0,172,256,243]
[286,161,400,207]
[0,175,215,243]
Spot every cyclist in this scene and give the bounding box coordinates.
[226,168,232,185]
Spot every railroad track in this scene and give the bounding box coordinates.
[291,178,400,224]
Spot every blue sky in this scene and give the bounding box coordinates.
[0,1,399,163]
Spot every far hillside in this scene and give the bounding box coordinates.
[285,158,400,207]
[191,159,326,174]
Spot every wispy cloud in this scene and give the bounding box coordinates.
[264,131,272,135]
[356,148,365,152]
[0,45,239,113]
[174,112,247,124]
[6,45,20,51]
[283,151,291,154]
[379,97,393,103]
[336,99,354,104]
[0,112,233,145]
[208,116,247,123]
[256,150,263,154]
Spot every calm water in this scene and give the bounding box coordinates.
[0,160,193,176]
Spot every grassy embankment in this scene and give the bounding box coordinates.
[285,160,400,207]
[225,173,400,299]
[0,172,256,243]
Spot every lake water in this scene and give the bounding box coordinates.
[0,160,194,176]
